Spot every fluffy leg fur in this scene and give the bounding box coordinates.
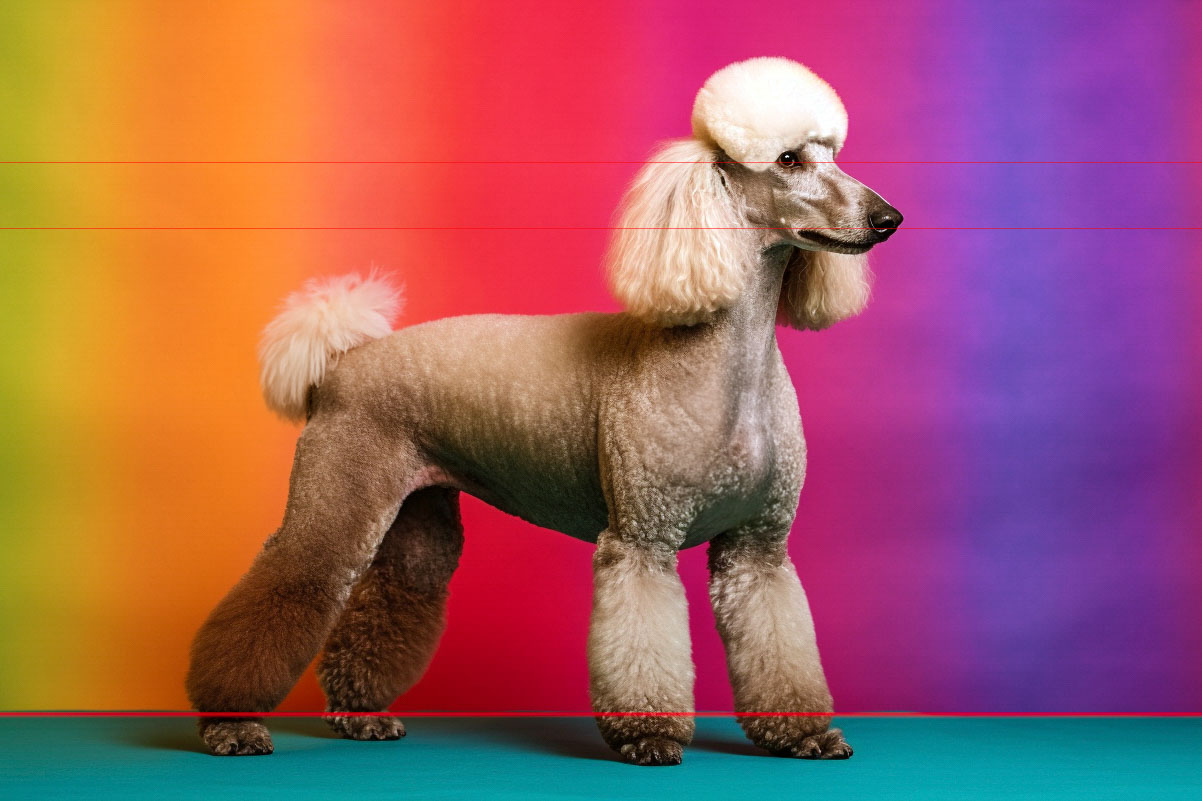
[186,417,410,755]
[588,533,695,766]
[708,531,851,759]
[319,487,464,740]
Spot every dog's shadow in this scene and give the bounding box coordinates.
[123,716,336,754]
[125,715,763,761]
[122,722,209,754]
[470,717,765,761]
[124,716,613,760]
[462,718,614,762]
[690,732,763,757]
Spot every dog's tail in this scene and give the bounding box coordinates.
[258,272,403,422]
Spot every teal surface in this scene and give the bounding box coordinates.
[0,716,1199,799]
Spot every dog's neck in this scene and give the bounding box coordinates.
[705,243,792,382]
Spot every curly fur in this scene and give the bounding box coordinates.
[589,535,696,759]
[692,57,848,166]
[187,57,901,765]
[258,272,402,421]
[605,139,749,326]
[778,249,872,330]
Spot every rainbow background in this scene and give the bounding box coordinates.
[1,0,1199,714]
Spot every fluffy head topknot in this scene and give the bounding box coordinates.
[691,57,848,169]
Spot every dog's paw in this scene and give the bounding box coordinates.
[200,720,274,756]
[324,713,406,741]
[618,737,684,766]
[773,727,853,760]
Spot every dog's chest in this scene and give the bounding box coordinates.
[725,417,771,476]
[677,418,778,544]
[714,412,779,498]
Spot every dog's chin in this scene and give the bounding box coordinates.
[791,230,874,255]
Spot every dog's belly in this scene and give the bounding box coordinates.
[443,462,610,542]
[679,495,767,549]
[355,312,620,540]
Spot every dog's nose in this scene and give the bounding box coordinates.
[868,206,903,238]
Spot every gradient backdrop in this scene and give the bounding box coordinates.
[0,0,1199,714]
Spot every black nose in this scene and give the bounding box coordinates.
[868,206,903,238]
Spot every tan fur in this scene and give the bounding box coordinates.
[186,418,412,735]
[187,109,899,763]
[318,487,463,740]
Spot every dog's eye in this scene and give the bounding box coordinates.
[777,151,800,167]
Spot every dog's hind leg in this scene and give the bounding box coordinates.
[588,531,695,766]
[185,418,410,755]
[707,525,852,759]
[318,486,463,740]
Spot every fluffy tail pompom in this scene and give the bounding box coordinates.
[258,272,402,422]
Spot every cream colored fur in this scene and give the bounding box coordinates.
[588,536,695,716]
[258,273,402,421]
[692,57,848,167]
[710,559,828,715]
[779,249,872,330]
[605,139,749,326]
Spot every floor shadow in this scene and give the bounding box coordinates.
[468,718,615,762]
[485,719,772,761]
[271,717,338,739]
[120,722,210,754]
[689,733,764,758]
[121,717,335,753]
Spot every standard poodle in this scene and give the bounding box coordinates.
[186,56,903,765]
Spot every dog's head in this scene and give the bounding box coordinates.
[606,57,902,330]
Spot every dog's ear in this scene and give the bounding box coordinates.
[605,138,746,326]
[777,247,872,330]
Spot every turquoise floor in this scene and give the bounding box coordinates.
[1,716,1198,799]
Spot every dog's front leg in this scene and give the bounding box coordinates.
[707,527,852,759]
[588,531,694,766]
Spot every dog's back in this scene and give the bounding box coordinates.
[317,311,622,539]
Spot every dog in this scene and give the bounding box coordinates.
[186,57,902,764]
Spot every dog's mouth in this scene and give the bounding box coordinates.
[793,229,874,255]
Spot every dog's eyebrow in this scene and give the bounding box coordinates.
[803,135,838,152]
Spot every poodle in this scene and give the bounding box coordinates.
[186,56,903,765]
